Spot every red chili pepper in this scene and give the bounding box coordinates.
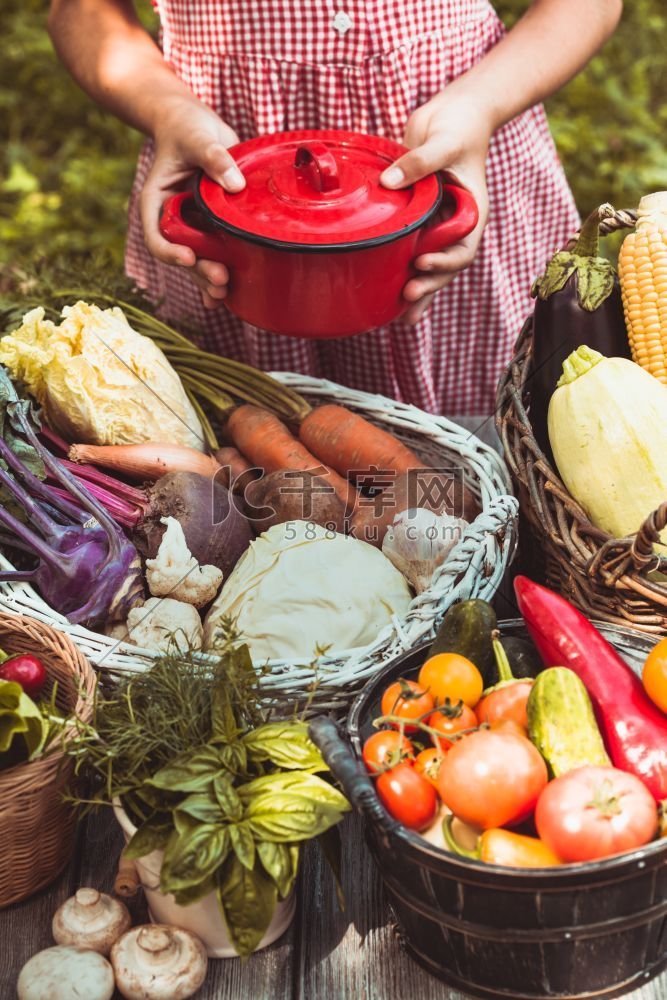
[514,576,667,802]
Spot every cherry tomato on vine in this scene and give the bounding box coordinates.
[418,653,483,708]
[380,679,435,732]
[427,702,478,752]
[414,747,445,787]
[362,730,415,773]
[376,762,438,831]
[437,728,548,829]
[642,638,667,714]
[535,766,658,863]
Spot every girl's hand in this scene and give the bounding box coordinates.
[141,99,245,309]
[381,90,492,324]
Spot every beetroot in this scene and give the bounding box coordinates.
[133,471,251,579]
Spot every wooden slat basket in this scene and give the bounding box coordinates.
[494,205,667,633]
[0,613,96,907]
[0,375,518,715]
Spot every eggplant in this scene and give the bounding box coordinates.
[529,206,631,464]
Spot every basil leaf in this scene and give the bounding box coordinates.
[160,824,230,892]
[229,822,256,871]
[256,841,299,898]
[171,876,216,907]
[239,771,349,812]
[146,745,224,792]
[123,820,172,861]
[0,679,49,758]
[246,792,346,843]
[217,855,278,958]
[176,790,224,824]
[209,741,248,776]
[214,773,243,822]
[242,722,328,772]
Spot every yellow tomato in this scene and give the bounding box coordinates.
[642,638,667,714]
[418,652,484,708]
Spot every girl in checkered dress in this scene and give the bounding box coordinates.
[48,1,622,416]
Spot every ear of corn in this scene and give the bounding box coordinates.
[619,192,667,384]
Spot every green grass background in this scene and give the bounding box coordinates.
[2,0,665,267]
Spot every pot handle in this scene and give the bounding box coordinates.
[294,143,341,193]
[159,192,228,262]
[308,716,399,838]
[415,183,479,256]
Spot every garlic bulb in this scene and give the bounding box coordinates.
[382,508,468,593]
[17,946,114,1000]
[111,925,208,1000]
[52,887,131,956]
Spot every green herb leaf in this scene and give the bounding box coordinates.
[160,824,231,892]
[211,685,238,743]
[0,679,49,759]
[123,819,172,861]
[176,790,224,825]
[239,771,349,811]
[256,841,299,899]
[171,876,216,908]
[210,741,248,776]
[216,855,278,958]
[146,745,225,792]
[242,722,328,772]
[229,822,256,871]
[214,773,243,822]
[245,794,347,843]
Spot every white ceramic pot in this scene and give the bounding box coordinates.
[113,802,296,959]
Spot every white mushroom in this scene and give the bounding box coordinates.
[52,887,132,957]
[111,925,208,1000]
[17,945,115,1000]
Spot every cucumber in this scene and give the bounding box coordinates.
[499,636,544,681]
[527,667,611,777]
[428,599,497,685]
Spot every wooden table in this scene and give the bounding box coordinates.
[1,806,664,1000]
[1,413,664,999]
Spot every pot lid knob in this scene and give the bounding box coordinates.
[294,143,341,193]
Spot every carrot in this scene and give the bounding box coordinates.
[226,405,357,510]
[299,404,425,482]
[214,446,259,493]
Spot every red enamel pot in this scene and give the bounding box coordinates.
[159,129,478,339]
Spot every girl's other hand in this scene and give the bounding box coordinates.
[380,90,491,324]
[141,99,244,309]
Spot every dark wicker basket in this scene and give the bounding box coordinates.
[494,205,667,633]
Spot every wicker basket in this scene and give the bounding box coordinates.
[0,613,96,908]
[494,205,667,633]
[0,375,517,714]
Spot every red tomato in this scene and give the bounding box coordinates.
[362,730,414,774]
[414,748,445,787]
[380,679,435,732]
[376,762,438,831]
[642,638,667,714]
[476,680,534,732]
[0,654,47,699]
[427,703,478,752]
[437,728,548,829]
[535,766,659,863]
[418,653,484,708]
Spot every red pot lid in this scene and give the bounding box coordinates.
[195,129,441,248]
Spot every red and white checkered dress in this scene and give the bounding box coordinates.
[126,0,579,416]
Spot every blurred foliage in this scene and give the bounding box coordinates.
[1,0,665,268]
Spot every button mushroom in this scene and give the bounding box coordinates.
[111,924,208,1000]
[52,887,132,956]
[17,945,115,1000]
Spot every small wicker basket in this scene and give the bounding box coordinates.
[495,205,667,634]
[0,613,96,908]
[0,375,517,715]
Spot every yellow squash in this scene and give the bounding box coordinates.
[548,345,667,543]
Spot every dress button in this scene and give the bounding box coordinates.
[332,11,353,35]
